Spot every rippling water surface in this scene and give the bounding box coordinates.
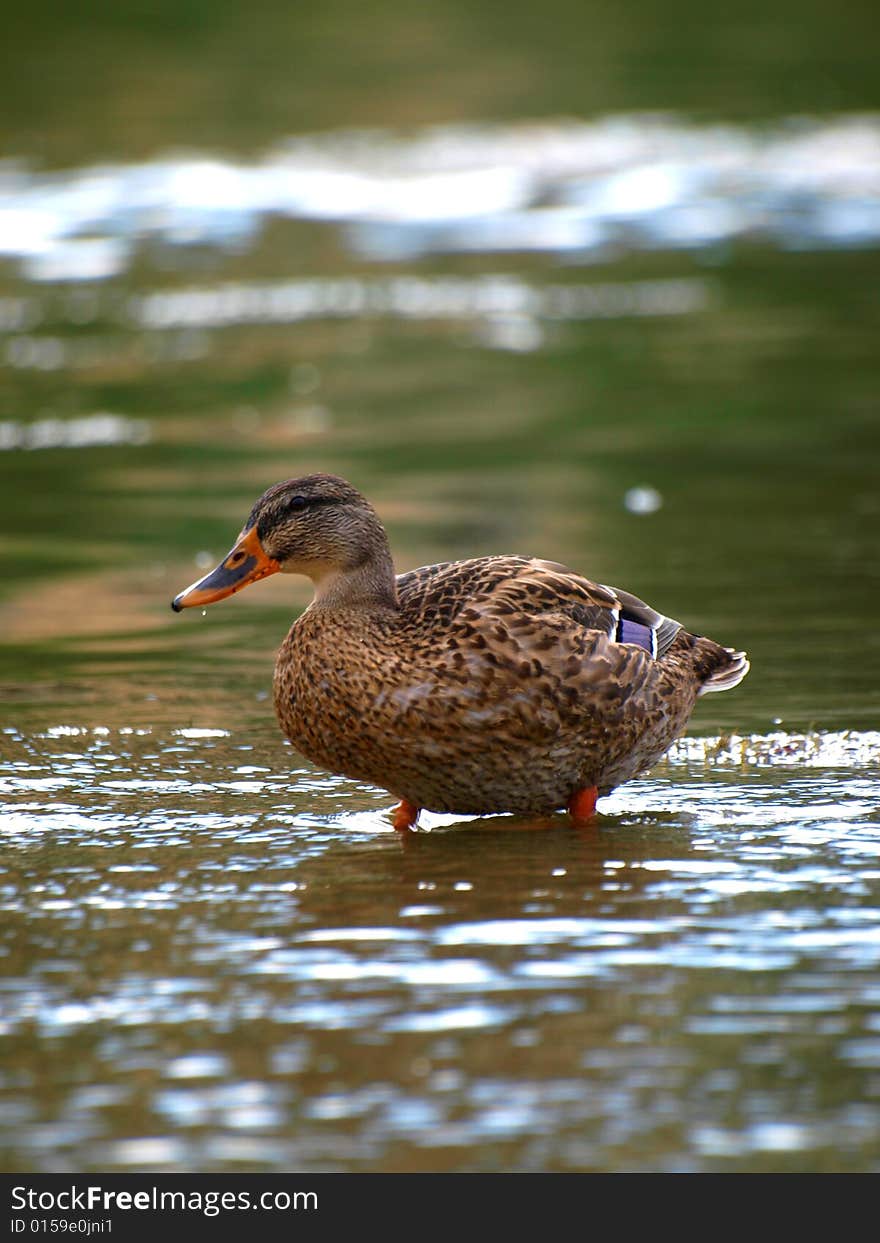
[2,724,879,1172]
[3,115,879,284]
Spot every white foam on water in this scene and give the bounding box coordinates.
[667,729,880,768]
[0,114,877,281]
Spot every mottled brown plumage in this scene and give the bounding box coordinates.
[172,474,749,824]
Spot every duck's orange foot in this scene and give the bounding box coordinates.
[568,785,599,824]
[392,798,420,832]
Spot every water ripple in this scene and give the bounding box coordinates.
[2,115,879,282]
[2,724,879,1170]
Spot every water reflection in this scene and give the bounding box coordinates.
[2,116,879,281]
[0,275,712,377]
[1,723,878,1171]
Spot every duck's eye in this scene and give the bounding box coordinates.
[287,496,308,512]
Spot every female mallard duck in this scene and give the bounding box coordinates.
[172,474,748,829]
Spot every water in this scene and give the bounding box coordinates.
[3,116,879,283]
[1,0,880,1174]
[2,726,879,1172]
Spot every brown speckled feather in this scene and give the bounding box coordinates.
[274,553,745,814]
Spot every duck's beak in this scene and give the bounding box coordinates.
[171,525,280,612]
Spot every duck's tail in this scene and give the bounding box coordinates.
[697,646,750,695]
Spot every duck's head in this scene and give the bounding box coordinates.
[171,473,395,612]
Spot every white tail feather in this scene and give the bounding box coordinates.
[698,648,750,695]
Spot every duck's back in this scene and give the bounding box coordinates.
[275,554,747,814]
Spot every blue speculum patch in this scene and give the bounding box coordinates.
[617,617,655,654]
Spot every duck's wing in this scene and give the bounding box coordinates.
[388,555,679,750]
[389,555,746,783]
[397,555,682,657]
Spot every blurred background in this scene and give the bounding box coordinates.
[1,0,878,724]
[1,1,879,1175]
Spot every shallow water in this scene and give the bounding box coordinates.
[2,724,879,1172]
[2,0,880,1175]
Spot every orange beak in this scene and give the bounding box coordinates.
[171,525,280,612]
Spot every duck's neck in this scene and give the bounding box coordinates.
[308,548,398,611]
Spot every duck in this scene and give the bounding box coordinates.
[172,473,748,829]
